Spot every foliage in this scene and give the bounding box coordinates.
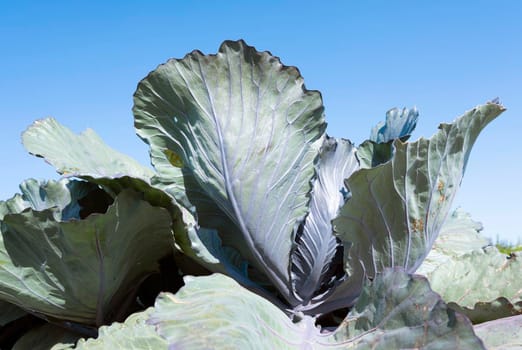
[0,40,519,349]
[418,209,522,324]
[495,240,522,255]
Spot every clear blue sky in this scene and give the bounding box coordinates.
[1,1,520,243]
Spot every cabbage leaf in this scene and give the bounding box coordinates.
[133,40,326,305]
[0,179,173,325]
[334,102,505,282]
[80,270,484,349]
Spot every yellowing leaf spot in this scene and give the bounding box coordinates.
[164,149,184,168]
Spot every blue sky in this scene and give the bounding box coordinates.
[1,1,520,243]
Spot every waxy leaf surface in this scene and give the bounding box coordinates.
[334,102,504,281]
[134,40,326,304]
[0,180,173,325]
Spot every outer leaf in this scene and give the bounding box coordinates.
[71,308,167,350]
[474,315,522,349]
[133,40,326,304]
[21,117,247,288]
[146,270,483,349]
[0,180,173,326]
[22,117,154,181]
[357,140,394,169]
[417,208,490,275]
[369,106,418,143]
[452,298,522,326]
[427,208,490,254]
[291,137,359,304]
[148,274,319,350]
[334,102,504,280]
[12,323,80,350]
[328,268,484,349]
[0,300,26,326]
[423,246,522,323]
[21,119,179,233]
[417,210,521,323]
[0,178,97,222]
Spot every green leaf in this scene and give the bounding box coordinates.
[53,270,483,349]
[133,40,326,305]
[148,274,315,350]
[145,270,483,349]
[22,117,154,181]
[369,107,419,143]
[0,178,97,222]
[357,140,394,168]
[12,323,80,350]
[21,118,180,227]
[21,117,188,248]
[0,300,27,326]
[72,308,167,350]
[474,315,522,349]
[417,208,490,276]
[452,298,522,326]
[0,179,174,326]
[359,107,419,169]
[334,102,504,281]
[422,246,522,323]
[21,118,225,278]
[327,268,484,349]
[417,210,521,323]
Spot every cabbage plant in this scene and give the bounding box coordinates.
[1,40,521,349]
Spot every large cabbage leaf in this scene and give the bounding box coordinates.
[0,178,97,222]
[21,118,176,213]
[417,209,522,323]
[67,270,483,349]
[417,208,490,276]
[0,179,173,326]
[334,102,504,282]
[0,300,27,326]
[23,118,153,181]
[291,137,359,305]
[423,245,522,323]
[12,324,80,350]
[21,118,258,292]
[70,308,167,349]
[133,40,326,305]
[114,270,481,349]
[474,315,522,349]
[326,268,484,349]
